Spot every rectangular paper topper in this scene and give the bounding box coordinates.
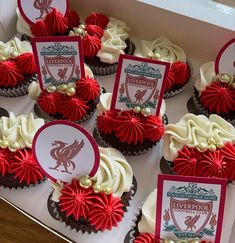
[110,54,170,116]
[156,175,226,243]
[31,36,85,91]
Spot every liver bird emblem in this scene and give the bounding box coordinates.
[184,215,200,231]
[49,140,84,174]
[33,0,53,19]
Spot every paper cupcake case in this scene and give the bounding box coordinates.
[85,40,136,76]
[164,59,194,99]
[192,88,235,126]
[95,114,168,156]
[0,74,37,97]
[47,176,137,233]
[124,207,143,243]
[0,174,46,190]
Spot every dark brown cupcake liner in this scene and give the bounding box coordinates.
[192,88,235,126]
[0,173,46,189]
[124,208,143,243]
[95,114,168,156]
[164,59,193,99]
[47,176,137,233]
[0,74,37,97]
[0,107,9,118]
[85,40,136,76]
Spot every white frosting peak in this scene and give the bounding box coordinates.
[0,113,44,149]
[16,8,33,37]
[163,113,235,161]
[194,61,215,95]
[135,37,186,63]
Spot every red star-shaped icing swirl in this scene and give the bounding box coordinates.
[171,61,190,85]
[0,148,14,176]
[15,53,36,76]
[67,10,80,28]
[85,12,109,29]
[10,149,44,185]
[88,193,124,231]
[200,81,235,114]
[59,179,95,220]
[134,233,155,243]
[221,143,235,181]
[97,111,116,135]
[30,20,52,37]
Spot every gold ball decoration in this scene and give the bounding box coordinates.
[1,140,10,149]
[59,84,68,91]
[188,240,200,243]
[147,52,153,58]
[216,141,224,149]
[47,85,57,93]
[0,56,5,61]
[163,240,175,243]
[141,107,151,117]
[93,184,102,193]
[76,28,83,35]
[220,73,232,83]
[9,142,21,151]
[66,87,76,96]
[209,144,217,152]
[153,53,161,60]
[11,51,18,58]
[133,106,141,113]
[104,187,113,195]
[231,81,235,89]
[79,176,92,189]
[208,138,216,145]
[79,24,86,30]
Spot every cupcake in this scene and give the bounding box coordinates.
[95,93,167,156]
[29,64,102,123]
[16,7,80,40]
[69,13,135,75]
[47,146,136,233]
[0,113,45,188]
[193,62,235,125]
[135,37,191,98]
[125,189,225,243]
[0,37,37,97]
[162,113,235,181]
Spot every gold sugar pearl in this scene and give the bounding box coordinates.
[79,176,92,189]
[66,87,76,96]
[209,144,217,152]
[59,84,68,91]
[153,53,161,60]
[1,140,10,149]
[104,187,113,195]
[141,107,151,117]
[208,138,216,145]
[9,142,20,151]
[133,106,141,113]
[220,73,232,83]
[216,141,224,149]
[147,52,153,58]
[47,85,57,93]
[197,142,208,151]
[93,184,102,193]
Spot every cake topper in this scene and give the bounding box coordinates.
[32,121,100,183]
[31,36,85,91]
[110,54,170,116]
[17,0,69,25]
[156,175,226,243]
[215,38,235,76]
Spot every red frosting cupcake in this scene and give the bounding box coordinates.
[0,113,45,189]
[96,93,166,156]
[0,38,37,97]
[35,75,101,123]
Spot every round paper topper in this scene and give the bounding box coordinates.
[215,38,235,75]
[32,121,100,183]
[17,0,69,25]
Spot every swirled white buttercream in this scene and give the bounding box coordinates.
[51,146,133,201]
[138,189,156,234]
[28,63,94,100]
[91,147,133,198]
[0,37,32,61]
[163,113,235,161]
[97,17,130,64]
[135,37,186,63]
[194,61,215,95]
[97,93,166,118]
[0,112,44,149]
[16,8,33,37]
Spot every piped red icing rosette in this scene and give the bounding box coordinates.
[163,113,235,181]
[96,93,166,155]
[0,113,45,188]
[135,37,190,97]
[194,62,235,124]
[0,37,37,96]
[36,73,100,122]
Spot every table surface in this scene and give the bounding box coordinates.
[0,57,234,243]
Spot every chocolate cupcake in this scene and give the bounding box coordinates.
[0,113,45,189]
[135,37,192,98]
[193,62,235,126]
[47,146,137,233]
[0,37,37,97]
[70,13,135,75]
[95,93,167,156]
[29,64,102,123]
